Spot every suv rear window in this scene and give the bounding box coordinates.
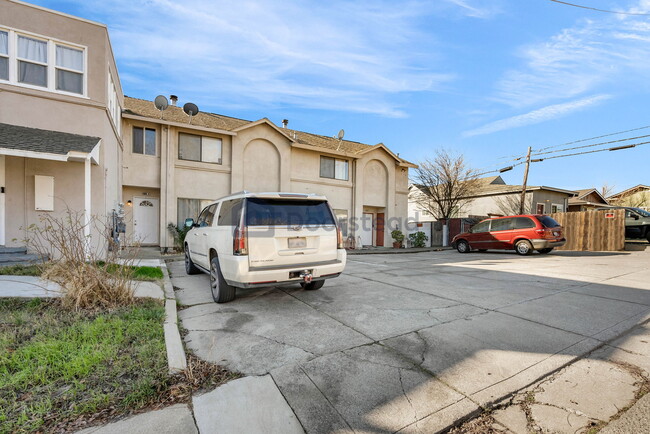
[245,199,336,226]
[536,215,561,228]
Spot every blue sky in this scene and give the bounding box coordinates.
[30,0,650,193]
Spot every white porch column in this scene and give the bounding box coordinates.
[84,155,91,258]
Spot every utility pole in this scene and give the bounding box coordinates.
[519,146,532,214]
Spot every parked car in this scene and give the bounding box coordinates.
[183,192,347,303]
[597,207,650,242]
[451,214,566,255]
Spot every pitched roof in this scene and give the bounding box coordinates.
[0,123,100,155]
[608,184,650,199]
[569,188,608,204]
[123,96,414,165]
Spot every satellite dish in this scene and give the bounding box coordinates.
[154,95,169,111]
[337,129,345,140]
[154,95,168,119]
[183,102,200,124]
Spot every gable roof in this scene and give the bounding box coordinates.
[0,123,100,155]
[123,96,414,165]
[608,184,650,199]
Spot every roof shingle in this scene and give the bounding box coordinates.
[0,123,100,155]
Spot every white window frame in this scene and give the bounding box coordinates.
[320,156,349,181]
[178,132,223,164]
[0,26,87,98]
[132,126,157,156]
[107,72,121,134]
[0,30,8,81]
[551,203,563,213]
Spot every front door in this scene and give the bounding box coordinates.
[133,197,159,245]
[375,212,385,247]
[360,213,374,246]
[0,155,4,245]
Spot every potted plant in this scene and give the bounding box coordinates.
[391,230,405,248]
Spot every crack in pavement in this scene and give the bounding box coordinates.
[398,368,419,429]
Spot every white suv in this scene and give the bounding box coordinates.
[183,192,347,303]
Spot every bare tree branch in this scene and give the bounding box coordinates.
[411,150,480,220]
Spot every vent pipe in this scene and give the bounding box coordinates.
[170,95,178,106]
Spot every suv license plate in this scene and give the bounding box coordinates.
[288,237,307,249]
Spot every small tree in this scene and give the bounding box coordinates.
[411,150,480,245]
[495,193,533,216]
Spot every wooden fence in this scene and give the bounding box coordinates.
[550,209,625,251]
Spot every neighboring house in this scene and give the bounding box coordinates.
[607,185,650,210]
[121,97,415,249]
[0,0,123,251]
[409,175,576,222]
[567,188,609,212]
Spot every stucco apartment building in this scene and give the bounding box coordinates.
[122,97,415,249]
[0,1,414,253]
[0,0,123,251]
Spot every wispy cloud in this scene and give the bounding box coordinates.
[495,1,650,108]
[441,0,502,19]
[67,0,453,117]
[463,94,611,137]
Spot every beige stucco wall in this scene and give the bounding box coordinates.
[1,2,123,252]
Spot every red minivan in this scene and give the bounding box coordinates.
[451,215,566,255]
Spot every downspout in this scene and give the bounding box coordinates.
[351,159,356,248]
[84,154,92,259]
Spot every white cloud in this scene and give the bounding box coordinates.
[78,0,453,117]
[463,94,611,137]
[441,0,501,18]
[495,1,650,108]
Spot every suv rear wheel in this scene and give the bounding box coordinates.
[210,257,236,303]
[515,240,533,256]
[301,280,325,291]
[456,240,470,253]
[185,248,200,275]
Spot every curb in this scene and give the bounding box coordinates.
[159,260,187,374]
[347,247,453,255]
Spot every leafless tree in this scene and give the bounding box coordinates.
[601,183,615,199]
[495,193,533,216]
[411,150,480,220]
[610,191,649,208]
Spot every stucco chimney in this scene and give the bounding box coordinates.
[170,95,178,106]
[282,119,288,128]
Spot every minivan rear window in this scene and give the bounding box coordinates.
[537,215,561,228]
[245,199,336,226]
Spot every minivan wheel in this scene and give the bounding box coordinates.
[515,240,533,256]
[210,257,236,303]
[301,280,325,291]
[538,248,554,254]
[185,248,200,275]
[456,240,470,253]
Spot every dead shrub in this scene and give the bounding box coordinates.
[23,207,140,310]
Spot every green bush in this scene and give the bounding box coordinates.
[408,231,429,248]
[168,223,191,251]
[391,230,405,243]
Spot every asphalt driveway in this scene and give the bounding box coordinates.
[169,249,650,433]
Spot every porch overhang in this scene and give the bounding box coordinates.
[0,123,101,164]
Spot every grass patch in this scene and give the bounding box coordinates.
[0,264,163,281]
[0,298,237,433]
[97,262,164,281]
[0,264,41,276]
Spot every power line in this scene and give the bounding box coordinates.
[535,124,650,152]
[535,140,649,161]
[548,0,650,16]
[531,134,650,157]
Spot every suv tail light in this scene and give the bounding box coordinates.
[233,201,248,256]
[337,225,343,249]
[233,226,248,255]
[535,228,545,236]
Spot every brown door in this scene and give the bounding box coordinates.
[375,213,385,246]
